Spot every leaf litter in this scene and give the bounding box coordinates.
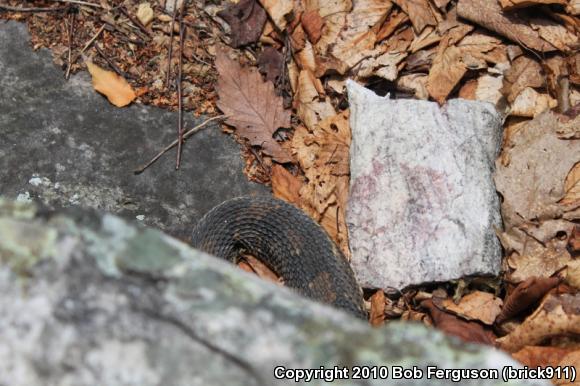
[2,0,580,370]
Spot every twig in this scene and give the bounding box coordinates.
[70,24,105,65]
[50,0,104,8]
[0,4,69,12]
[94,44,135,79]
[119,6,152,38]
[133,115,226,174]
[165,0,179,88]
[175,25,187,168]
[175,0,188,169]
[65,10,75,80]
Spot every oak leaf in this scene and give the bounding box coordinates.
[215,49,291,163]
[86,61,136,107]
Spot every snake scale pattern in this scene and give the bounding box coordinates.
[191,196,366,319]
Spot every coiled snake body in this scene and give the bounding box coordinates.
[191,196,366,319]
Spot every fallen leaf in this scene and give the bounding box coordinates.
[512,346,575,369]
[215,48,291,162]
[258,0,293,30]
[218,0,267,48]
[497,293,580,352]
[137,3,154,26]
[461,74,505,109]
[457,0,557,52]
[494,112,580,225]
[510,87,558,117]
[441,291,503,325]
[369,290,386,326]
[498,0,567,10]
[554,350,580,386]
[565,260,580,289]
[393,0,438,34]
[295,70,336,130]
[531,18,579,53]
[501,56,544,103]
[327,0,393,72]
[301,10,325,44]
[85,61,137,107]
[422,299,497,345]
[292,111,351,252]
[426,37,467,104]
[258,46,284,84]
[569,225,580,252]
[497,276,561,323]
[560,163,580,207]
[238,254,283,284]
[271,164,303,205]
[376,10,408,42]
[397,73,429,99]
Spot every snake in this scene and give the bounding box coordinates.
[191,196,367,319]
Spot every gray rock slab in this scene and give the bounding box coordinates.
[0,21,267,241]
[346,80,503,290]
[0,199,545,386]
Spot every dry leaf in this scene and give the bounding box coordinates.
[498,0,567,9]
[258,0,293,30]
[510,87,558,117]
[258,46,284,84]
[506,242,572,283]
[512,346,576,369]
[271,164,303,205]
[462,74,505,109]
[218,0,267,48]
[376,10,409,42]
[497,293,580,352]
[393,0,438,34]
[137,3,154,26]
[295,70,336,130]
[501,56,544,103]
[369,290,386,326]
[422,299,497,345]
[497,276,561,323]
[441,291,503,325]
[86,61,137,107]
[292,111,351,252]
[302,10,325,44]
[531,18,579,53]
[457,0,557,52]
[494,112,580,225]
[560,163,580,207]
[426,37,467,104]
[327,0,393,72]
[215,48,291,162]
[238,254,282,284]
[565,260,580,289]
[397,73,429,99]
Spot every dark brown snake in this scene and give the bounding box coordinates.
[191,196,366,319]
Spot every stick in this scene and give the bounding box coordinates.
[94,44,135,79]
[165,0,179,88]
[175,21,186,169]
[133,115,226,174]
[119,6,152,38]
[0,4,69,12]
[65,10,75,80]
[50,0,103,8]
[70,24,105,66]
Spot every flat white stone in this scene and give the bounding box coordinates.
[347,80,503,289]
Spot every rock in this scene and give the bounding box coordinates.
[0,199,545,386]
[0,21,267,242]
[346,80,503,290]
